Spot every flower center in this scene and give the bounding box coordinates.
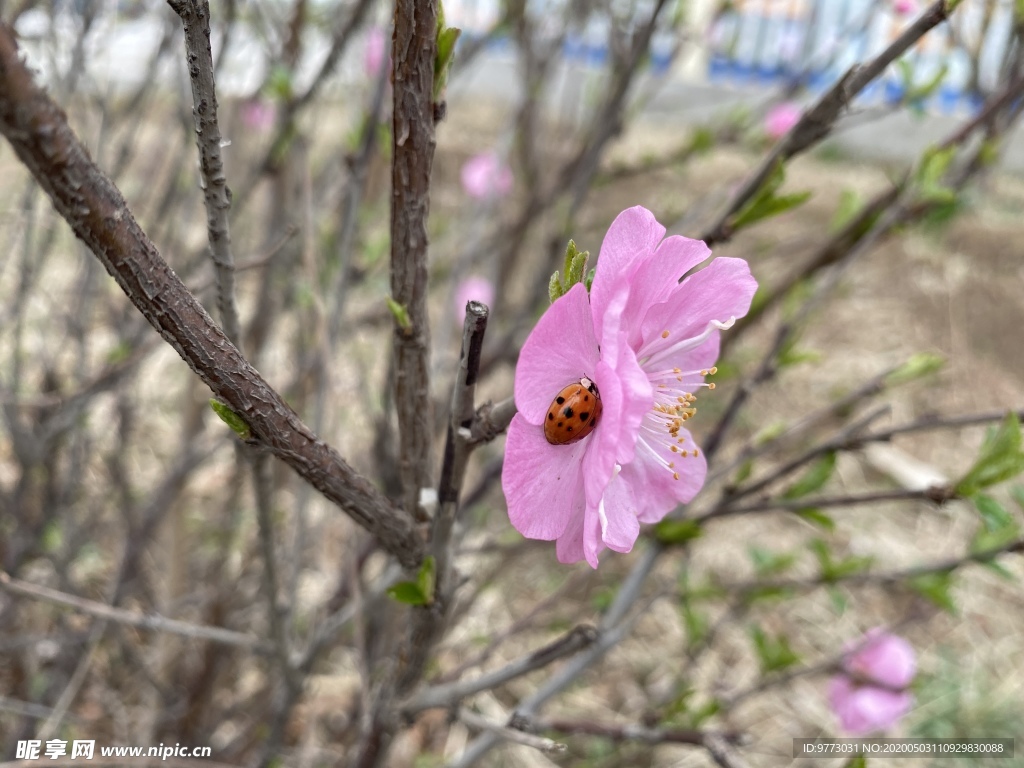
[637,356,718,481]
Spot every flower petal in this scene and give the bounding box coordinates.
[847,630,917,689]
[502,414,586,540]
[829,676,914,735]
[640,257,757,351]
[590,206,666,322]
[623,426,708,524]
[514,283,601,425]
[597,473,641,553]
[622,235,711,349]
[555,504,600,566]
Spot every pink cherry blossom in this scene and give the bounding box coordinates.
[765,102,801,140]
[454,275,494,325]
[893,0,917,16]
[241,98,275,132]
[501,206,757,567]
[364,26,387,79]
[829,629,917,735]
[460,152,514,200]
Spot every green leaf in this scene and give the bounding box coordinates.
[783,452,837,499]
[970,495,1020,555]
[433,1,461,100]
[750,626,801,673]
[682,602,709,649]
[843,756,868,768]
[830,189,863,233]
[810,538,873,582]
[731,190,812,231]
[654,518,703,545]
[417,555,436,604]
[209,399,251,440]
[778,344,821,368]
[749,547,797,577]
[434,26,461,100]
[909,571,957,614]
[386,297,412,331]
[885,352,946,386]
[387,556,437,606]
[955,413,1024,496]
[828,585,848,614]
[1011,485,1024,510]
[732,459,754,485]
[796,507,835,531]
[387,581,428,605]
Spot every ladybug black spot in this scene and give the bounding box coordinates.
[556,396,566,405]
[557,421,564,427]
[567,426,573,432]
[548,413,554,421]
[583,394,590,402]
[563,407,574,418]
[579,412,590,421]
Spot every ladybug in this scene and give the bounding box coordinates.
[543,377,602,445]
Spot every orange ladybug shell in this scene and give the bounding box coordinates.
[543,377,602,445]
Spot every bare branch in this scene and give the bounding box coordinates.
[168,0,241,344]
[0,23,424,568]
[0,571,272,653]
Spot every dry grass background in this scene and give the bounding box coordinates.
[2,87,1023,767]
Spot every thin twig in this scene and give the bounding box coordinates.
[401,624,597,714]
[169,0,241,345]
[0,571,272,653]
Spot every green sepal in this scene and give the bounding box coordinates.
[548,240,591,303]
[209,399,251,440]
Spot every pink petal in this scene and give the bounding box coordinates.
[590,206,666,323]
[555,503,600,566]
[622,234,711,350]
[502,414,586,541]
[454,275,494,326]
[764,102,801,140]
[596,473,641,552]
[583,358,625,511]
[622,426,708,523]
[847,630,917,689]
[640,257,757,349]
[461,152,513,200]
[829,676,914,735]
[581,503,605,568]
[514,283,601,425]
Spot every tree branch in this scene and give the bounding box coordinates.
[0,23,424,569]
[390,0,438,517]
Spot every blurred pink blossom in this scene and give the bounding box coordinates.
[829,629,917,735]
[764,102,801,140]
[365,26,387,79]
[460,152,514,200]
[893,0,917,16]
[454,276,495,325]
[241,99,276,132]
